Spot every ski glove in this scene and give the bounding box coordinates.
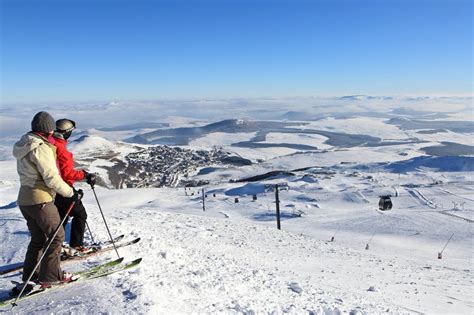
[83,171,97,187]
[72,188,84,202]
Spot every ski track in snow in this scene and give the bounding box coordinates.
[1,169,473,314]
[3,204,472,314]
[117,211,406,314]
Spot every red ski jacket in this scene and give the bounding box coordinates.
[53,136,85,186]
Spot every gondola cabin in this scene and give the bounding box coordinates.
[379,195,392,211]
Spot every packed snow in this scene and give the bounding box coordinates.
[0,97,473,314]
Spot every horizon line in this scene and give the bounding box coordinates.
[2,93,473,106]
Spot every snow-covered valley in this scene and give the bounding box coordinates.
[0,96,473,314]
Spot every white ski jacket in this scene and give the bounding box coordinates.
[12,132,74,206]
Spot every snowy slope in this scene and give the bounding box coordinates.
[1,161,473,313]
[0,97,473,314]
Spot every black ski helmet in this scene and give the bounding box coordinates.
[56,119,76,140]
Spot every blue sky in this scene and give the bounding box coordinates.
[1,0,472,103]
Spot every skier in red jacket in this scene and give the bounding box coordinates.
[53,119,96,255]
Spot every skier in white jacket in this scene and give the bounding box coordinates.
[12,111,82,288]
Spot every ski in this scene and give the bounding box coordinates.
[64,237,141,261]
[83,258,142,279]
[89,234,125,248]
[77,257,124,276]
[0,237,140,275]
[1,258,142,308]
[0,263,22,276]
[8,257,124,296]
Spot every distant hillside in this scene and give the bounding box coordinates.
[384,156,474,173]
[355,156,474,173]
[124,119,303,145]
[123,118,431,149]
[421,142,474,157]
[69,135,116,154]
[280,111,323,121]
[70,135,252,189]
[387,118,474,133]
[98,122,169,131]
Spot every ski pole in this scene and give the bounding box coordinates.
[91,186,121,259]
[12,200,76,308]
[85,220,96,245]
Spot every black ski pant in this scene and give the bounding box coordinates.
[54,194,88,248]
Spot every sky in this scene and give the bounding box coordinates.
[0,0,472,103]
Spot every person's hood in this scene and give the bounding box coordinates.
[53,131,66,141]
[12,133,47,160]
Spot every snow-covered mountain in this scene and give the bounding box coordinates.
[0,97,473,313]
